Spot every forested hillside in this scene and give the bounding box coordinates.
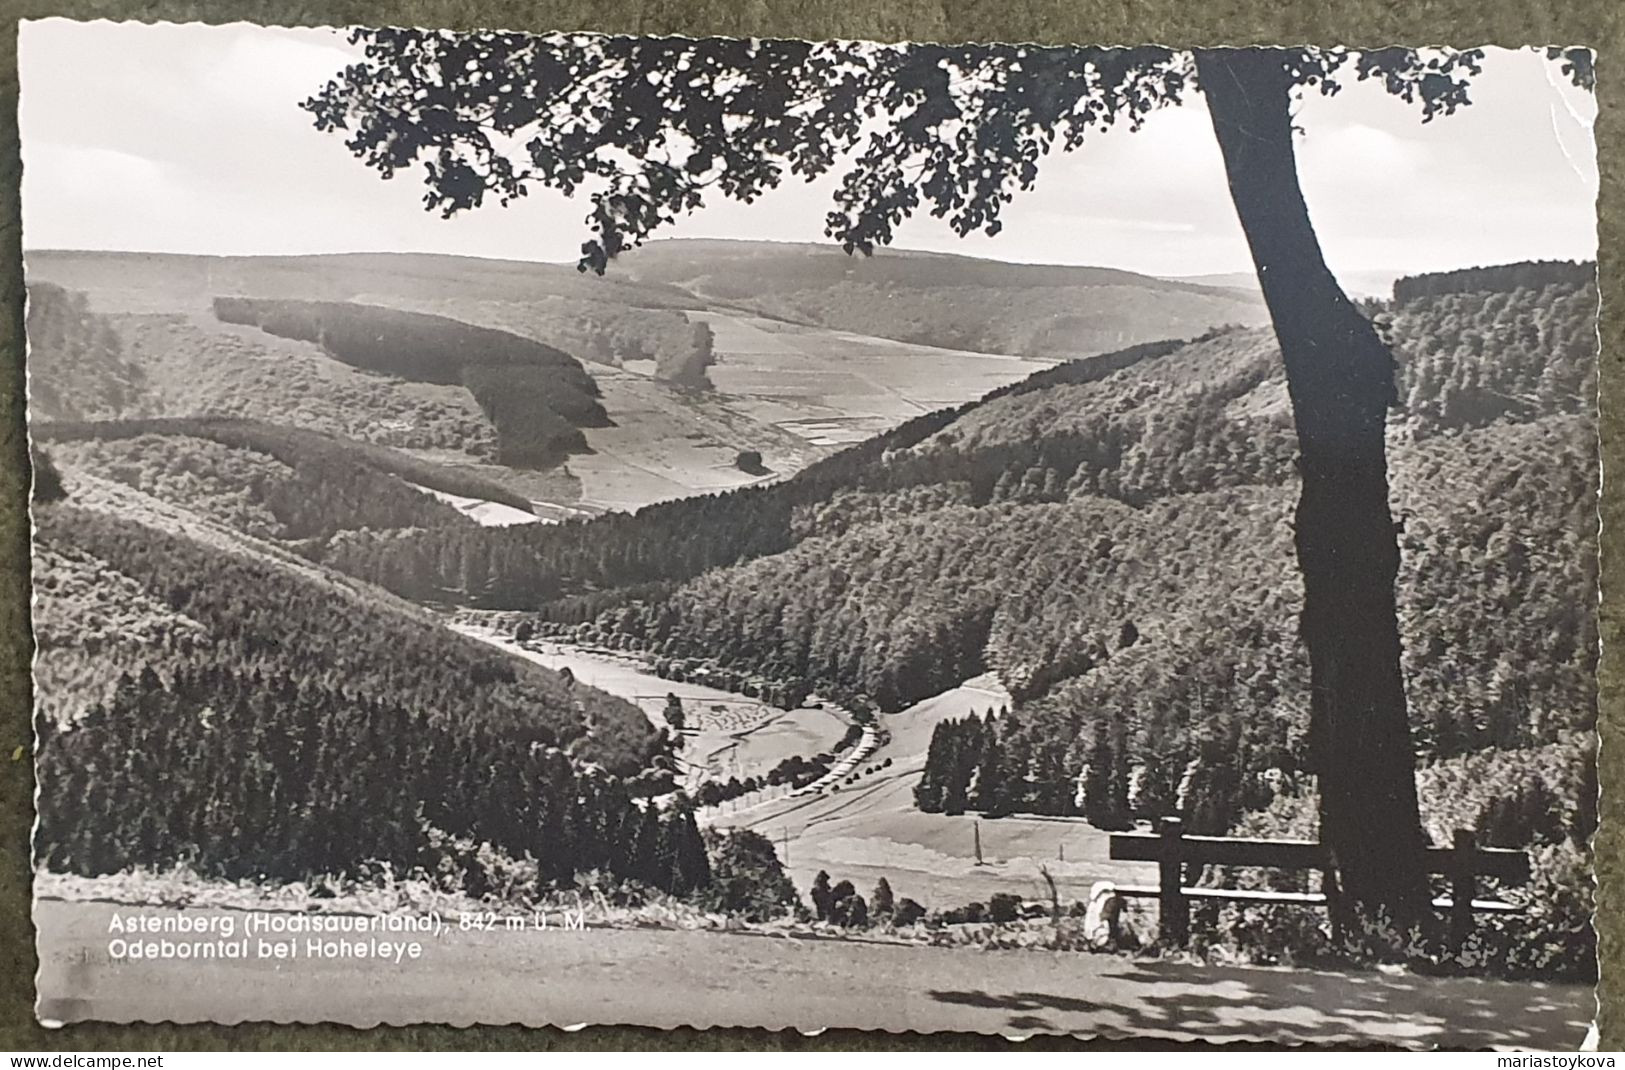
[27,247,1270,515]
[372,292,718,380]
[321,265,1595,847]
[33,417,547,549]
[25,283,154,420]
[214,298,609,466]
[31,483,681,884]
[616,239,1268,360]
[24,283,502,456]
[1382,263,1596,437]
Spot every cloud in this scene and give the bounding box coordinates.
[21,143,170,249]
[16,25,1600,279]
[1299,123,1421,181]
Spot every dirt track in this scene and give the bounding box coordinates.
[35,899,1591,1047]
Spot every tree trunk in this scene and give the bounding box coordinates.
[1194,48,1431,933]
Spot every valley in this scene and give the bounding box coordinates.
[25,252,1601,997]
[447,622,853,795]
[451,618,1070,910]
[17,20,1607,1044]
[25,243,1256,514]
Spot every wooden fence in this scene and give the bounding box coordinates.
[1108,816,1530,947]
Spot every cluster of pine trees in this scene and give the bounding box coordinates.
[213,297,608,466]
[31,499,732,894]
[809,871,925,928]
[35,416,533,511]
[25,283,152,421]
[36,662,693,895]
[33,505,663,776]
[915,698,1278,835]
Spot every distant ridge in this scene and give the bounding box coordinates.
[24,248,699,313]
[1162,267,1399,300]
[610,238,1269,361]
[1392,260,1597,302]
[619,237,1257,297]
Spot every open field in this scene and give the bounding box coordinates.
[456,629,1145,913]
[33,899,1591,1046]
[412,485,549,527]
[705,675,1158,910]
[450,627,851,791]
[695,309,1056,434]
[553,310,1056,511]
[27,249,1067,515]
[564,368,808,512]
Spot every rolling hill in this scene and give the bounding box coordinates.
[24,249,699,315]
[320,261,1595,839]
[29,244,1263,514]
[32,416,537,544]
[1163,267,1400,300]
[29,464,700,887]
[613,239,1270,359]
[16,251,1055,512]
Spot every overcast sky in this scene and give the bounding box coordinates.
[18,20,1599,280]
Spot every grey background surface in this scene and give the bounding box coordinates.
[0,0,1615,1050]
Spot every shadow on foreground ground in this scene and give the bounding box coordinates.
[930,959,1594,1049]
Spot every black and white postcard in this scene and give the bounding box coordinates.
[21,20,1601,1047]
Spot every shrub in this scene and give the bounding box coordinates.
[831,891,869,928]
[988,892,1023,925]
[871,877,895,919]
[937,901,986,925]
[811,870,833,921]
[418,825,538,903]
[698,827,800,922]
[893,897,926,927]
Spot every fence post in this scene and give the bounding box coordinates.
[1321,865,1344,948]
[1158,816,1189,947]
[1450,829,1477,950]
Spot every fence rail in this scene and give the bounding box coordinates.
[1108,817,1530,947]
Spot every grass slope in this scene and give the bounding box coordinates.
[27,251,1091,512]
[31,477,660,774]
[482,268,1595,842]
[615,238,1269,359]
[211,297,609,467]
